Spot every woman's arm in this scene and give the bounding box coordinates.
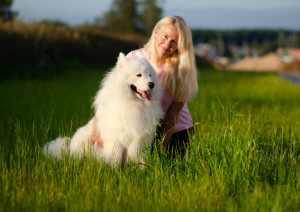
[160,101,185,149]
[93,101,185,150]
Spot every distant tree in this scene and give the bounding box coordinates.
[139,0,163,36]
[102,0,138,33]
[0,0,16,21]
[192,29,299,57]
[0,0,12,9]
[97,0,163,35]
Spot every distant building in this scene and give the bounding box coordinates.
[288,49,300,61]
[277,48,300,61]
[276,48,300,73]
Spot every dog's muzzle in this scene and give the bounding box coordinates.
[131,83,154,101]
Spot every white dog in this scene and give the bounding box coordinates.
[43,52,164,167]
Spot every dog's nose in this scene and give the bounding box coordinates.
[148,82,154,89]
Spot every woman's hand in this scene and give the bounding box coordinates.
[161,101,185,147]
[93,117,104,148]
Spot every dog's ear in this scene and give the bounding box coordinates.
[135,51,143,59]
[117,52,127,68]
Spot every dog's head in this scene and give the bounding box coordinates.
[116,52,160,101]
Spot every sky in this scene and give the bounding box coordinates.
[11,0,300,30]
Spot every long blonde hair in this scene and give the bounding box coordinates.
[144,16,198,101]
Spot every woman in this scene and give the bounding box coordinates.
[94,16,198,158]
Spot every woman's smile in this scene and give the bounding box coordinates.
[154,24,179,64]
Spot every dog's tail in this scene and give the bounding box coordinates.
[43,137,70,160]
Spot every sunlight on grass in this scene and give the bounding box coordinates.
[1,65,300,211]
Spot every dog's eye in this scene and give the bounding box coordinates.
[136,74,142,77]
[149,74,151,77]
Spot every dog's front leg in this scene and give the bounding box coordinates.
[127,141,147,169]
[102,142,127,168]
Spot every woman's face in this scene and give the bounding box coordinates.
[154,24,179,62]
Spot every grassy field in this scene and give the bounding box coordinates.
[1,62,300,211]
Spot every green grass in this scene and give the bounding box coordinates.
[1,63,300,211]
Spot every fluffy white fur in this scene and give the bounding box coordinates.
[43,52,164,167]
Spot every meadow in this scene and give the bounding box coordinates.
[1,61,300,211]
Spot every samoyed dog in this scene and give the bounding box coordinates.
[43,52,164,167]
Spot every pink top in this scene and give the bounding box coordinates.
[126,48,193,132]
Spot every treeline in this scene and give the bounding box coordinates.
[3,20,299,68]
[95,0,163,36]
[192,29,300,57]
[0,21,147,66]
[0,0,165,66]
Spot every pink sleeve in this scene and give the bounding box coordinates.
[126,51,135,59]
[126,49,144,59]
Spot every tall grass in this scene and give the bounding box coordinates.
[1,64,300,211]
